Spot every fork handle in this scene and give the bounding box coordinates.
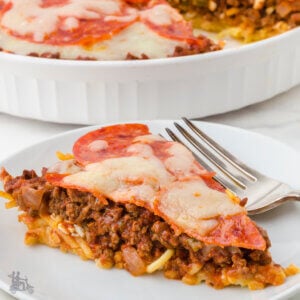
[248,190,300,215]
[283,190,300,199]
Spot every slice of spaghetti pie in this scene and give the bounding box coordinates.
[1,123,298,289]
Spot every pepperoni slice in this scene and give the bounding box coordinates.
[203,214,266,250]
[73,123,150,165]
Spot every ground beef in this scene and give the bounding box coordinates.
[172,41,221,57]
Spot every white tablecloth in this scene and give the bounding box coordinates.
[1,84,300,300]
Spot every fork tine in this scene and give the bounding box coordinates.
[182,118,257,181]
[165,128,240,193]
[174,122,247,189]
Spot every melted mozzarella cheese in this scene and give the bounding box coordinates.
[164,143,196,176]
[88,140,109,152]
[63,156,172,207]
[62,17,80,31]
[127,143,155,157]
[133,134,165,144]
[47,159,82,174]
[140,4,183,26]
[158,180,244,235]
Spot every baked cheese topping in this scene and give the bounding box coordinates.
[164,143,198,176]
[47,159,82,174]
[88,140,109,152]
[52,133,245,233]
[158,180,242,235]
[63,156,172,208]
[140,3,183,26]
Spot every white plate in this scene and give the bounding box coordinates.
[0,120,300,300]
[0,28,299,124]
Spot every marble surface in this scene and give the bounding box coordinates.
[0,84,300,300]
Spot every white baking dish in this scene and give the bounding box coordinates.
[0,27,299,124]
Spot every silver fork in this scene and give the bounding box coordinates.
[165,118,300,215]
